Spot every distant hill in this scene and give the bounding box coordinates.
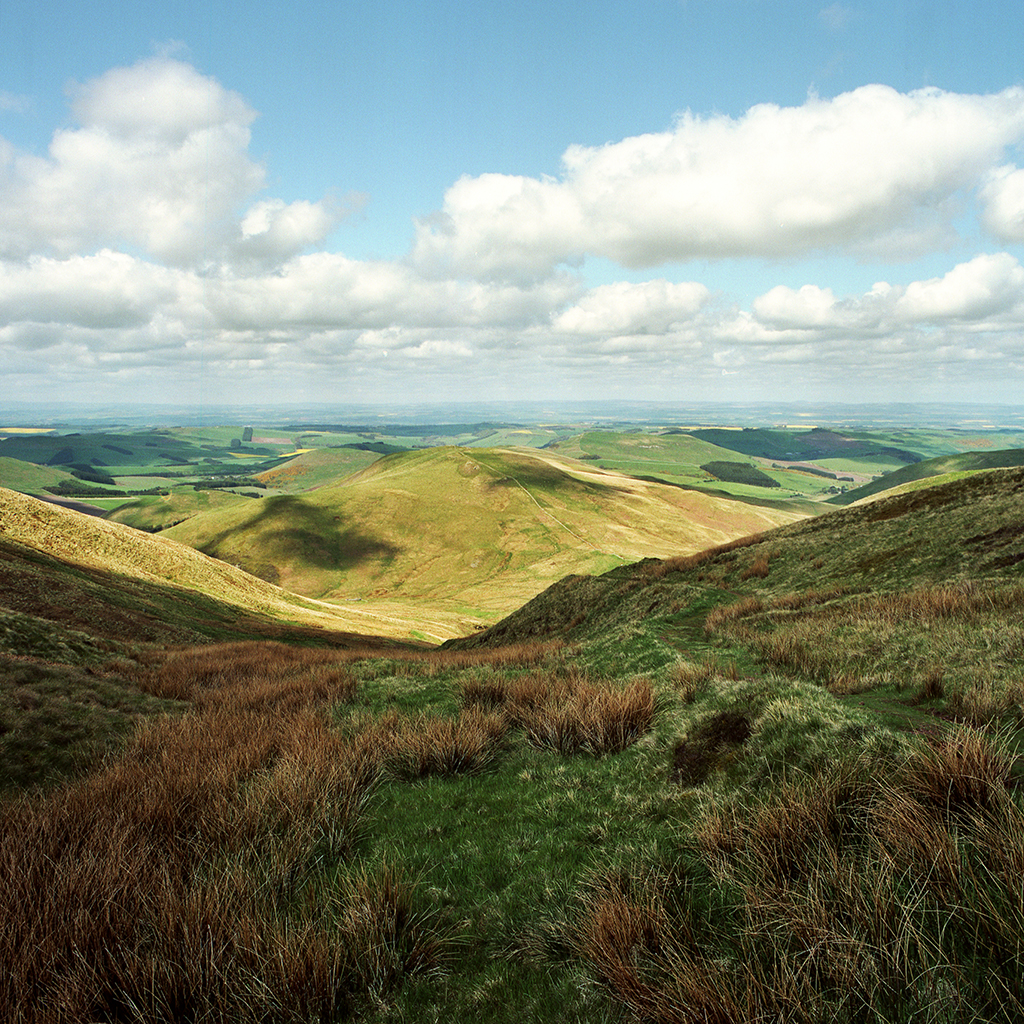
[165,446,806,638]
[689,426,922,464]
[0,456,78,495]
[256,446,382,492]
[827,448,1024,505]
[0,487,405,648]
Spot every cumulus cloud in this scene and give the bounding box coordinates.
[0,57,339,265]
[896,252,1024,323]
[413,85,1024,281]
[0,251,189,329]
[4,58,1024,404]
[980,165,1024,243]
[553,280,709,335]
[204,254,578,332]
[749,253,1024,336]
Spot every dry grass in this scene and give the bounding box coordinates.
[572,730,1024,1023]
[0,640,465,1023]
[704,581,1024,716]
[460,668,663,756]
[363,707,509,779]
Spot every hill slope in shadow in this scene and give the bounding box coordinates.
[164,446,806,638]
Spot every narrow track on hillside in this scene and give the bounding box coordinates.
[464,452,625,560]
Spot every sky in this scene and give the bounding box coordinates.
[2,0,1024,413]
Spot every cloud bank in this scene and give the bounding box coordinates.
[413,84,1024,281]
[3,57,1024,404]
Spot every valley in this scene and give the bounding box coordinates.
[3,411,1024,1023]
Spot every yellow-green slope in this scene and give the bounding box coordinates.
[165,446,807,638]
[0,486,374,636]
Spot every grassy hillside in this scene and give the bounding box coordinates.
[6,464,1024,1022]
[165,446,805,639]
[104,486,257,532]
[689,425,923,464]
[0,487,411,639]
[0,457,78,495]
[828,447,1024,505]
[256,446,382,491]
[454,466,1024,657]
[549,429,871,505]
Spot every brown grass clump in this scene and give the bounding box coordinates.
[365,707,508,779]
[902,725,1014,819]
[0,641,467,1023]
[573,734,1024,1024]
[739,552,772,580]
[460,670,663,756]
[572,873,743,1024]
[704,596,764,632]
[144,640,361,709]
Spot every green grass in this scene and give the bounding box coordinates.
[829,448,1024,505]
[7,443,1024,1021]
[0,655,185,789]
[0,456,78,495]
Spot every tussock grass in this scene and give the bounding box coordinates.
[705,580,1024,719]
[573,730,1024,1024]
[367,707,509,779]
[0,641,466,1023]
[460,669,663,756]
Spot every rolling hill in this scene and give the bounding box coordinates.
[0,486,416,646]
[7,447,1024,1022]
[163,445,806,638]
[451,464,1024,658]
[827,447,1024,505]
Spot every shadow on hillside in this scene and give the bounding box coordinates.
[482,459,630,496]
[198,496,401,579]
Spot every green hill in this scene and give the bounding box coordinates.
[0,456,78,495]
[827,447,1024,505]
[452,465,1024,664]
[689,425,923,464]
[0,486,408,643]
[164,445,806,638]
[256,445,382,491]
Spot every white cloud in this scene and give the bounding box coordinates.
[980,165,1024,243]
[204,253,578,332]
[896,252,1024,323]
[414,85,1024,281]
[748,253,1024,336]
[4,58,1024,405]
[553,279,709,335]
[0,92,31,114]
[0,57,340,266]
[0,251,194,330]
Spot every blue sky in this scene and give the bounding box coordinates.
[2,0,1024,410]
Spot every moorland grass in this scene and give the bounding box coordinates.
[8,465,1024,1021]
